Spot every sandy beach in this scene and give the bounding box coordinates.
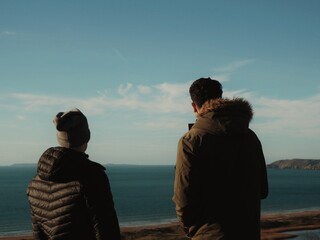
[1,211,320,240]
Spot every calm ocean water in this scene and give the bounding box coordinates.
[1,165,320,237]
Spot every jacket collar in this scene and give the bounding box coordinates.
[193,98,253,135]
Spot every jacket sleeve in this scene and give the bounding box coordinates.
[26,186,47,240]
[83,166,121,240]
[173,135,199,231]
[249,129,269,199]
[258,141,269,199]
[30,212,46,240]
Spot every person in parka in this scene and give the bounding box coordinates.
[173,78,269,240]
[27,108,121,240]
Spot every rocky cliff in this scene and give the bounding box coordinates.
[267,159,320,170]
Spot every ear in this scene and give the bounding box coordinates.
[191,102,198,113]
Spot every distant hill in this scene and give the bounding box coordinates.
[267,159,320,170]
[10,163,37,167]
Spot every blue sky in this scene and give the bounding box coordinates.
[1,0,320,165]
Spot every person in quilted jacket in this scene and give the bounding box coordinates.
[27,108,120,240]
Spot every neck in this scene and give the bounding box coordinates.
[70,143,88,152]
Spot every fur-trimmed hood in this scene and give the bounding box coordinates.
[194,98,253,135]
[199,98,253,121]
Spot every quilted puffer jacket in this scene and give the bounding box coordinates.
[27,147,120,240]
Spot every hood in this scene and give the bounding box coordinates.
[195,98,253,135]
[37,147,93,182]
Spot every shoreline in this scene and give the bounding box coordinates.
[1,211,320,240]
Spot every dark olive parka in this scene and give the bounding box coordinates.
[173,98,268,240]
[27,147,120,240]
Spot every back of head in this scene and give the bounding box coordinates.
[189,77,223,107]
[53,108,90,148]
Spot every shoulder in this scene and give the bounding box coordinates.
[87,158,106,170]
[81,161,111,193]
[82,159,108,182]
[181,122,213,144]
[40,146,67,158]
[246,129,263,145]
[178,128,206,155]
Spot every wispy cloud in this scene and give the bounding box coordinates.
[111,47,128,63]
[214,59,256,73]
[118,83,133,96]
[106,82,191,113]
[212,59,256,82]
[137,85,152,94]
[6,82,320,138]
[251,94,320,137]
[0,31,17,36]
[11,93,107,115]
[9,82,190,115]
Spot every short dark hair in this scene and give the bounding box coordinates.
[189,77,223,107]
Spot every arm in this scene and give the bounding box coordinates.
[173,136,198,230]
[83,167,121,240]
[30,212,47,240]
[258,144,269,199]
[249,129,269,199]
[27,186,47,240]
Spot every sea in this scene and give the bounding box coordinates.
[1,165,320,239]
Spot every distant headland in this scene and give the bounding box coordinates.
[268,159,320,170]
[6,160,320,170]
